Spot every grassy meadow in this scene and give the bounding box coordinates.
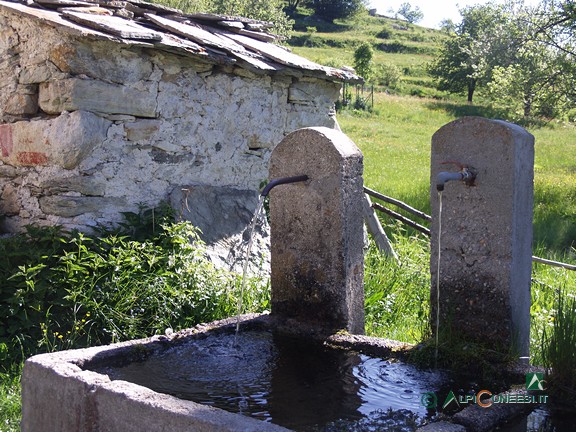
[338,94,576,356]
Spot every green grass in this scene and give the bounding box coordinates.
[0,366,21,432]
[288,11,445,98]
[541,289,576,407]
[337,93,576,379]
[338,94,576,254]
[364,229,430,343]
[532,124,576,251]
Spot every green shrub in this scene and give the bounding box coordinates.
[373,63,401,88]
[0,221,269,365]
[377,41,414,54]
[375,28,391,39]
[353,42,374,81]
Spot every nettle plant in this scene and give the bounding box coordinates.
[0,212,270,364]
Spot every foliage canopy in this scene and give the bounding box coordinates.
[396,2,424,24]
[310,0,368,22]
[428,0,575,118]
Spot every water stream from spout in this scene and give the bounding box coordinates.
[234,195,267,344]
[435,190,443,368]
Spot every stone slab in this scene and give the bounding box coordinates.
[39,78,158,118]
[169,185,270,273]
[269,127,365,334]
[0,110,110,168]
[430,117,534,356]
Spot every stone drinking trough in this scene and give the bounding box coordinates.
[22,313,417,432]
[21,120,537,431]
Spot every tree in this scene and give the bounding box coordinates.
[427,3,520,102]
[439,18,456,34]
[353,42,373,80]
[533,0,576,56]
[530,0,576,104]
[310,0,367,22]
[396,2,424,24]
[486,1,576,118]
[429,0,575,117]
[487,43,571,118]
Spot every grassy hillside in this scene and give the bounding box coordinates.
[287,10,448,98]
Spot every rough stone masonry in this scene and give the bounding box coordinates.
[0,0,358,262]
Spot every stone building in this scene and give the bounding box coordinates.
[0,0,359,263]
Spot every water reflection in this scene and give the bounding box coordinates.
[93,331,445,431]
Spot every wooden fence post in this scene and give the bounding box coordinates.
[362,193,398,262]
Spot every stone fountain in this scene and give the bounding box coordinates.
[21,120,536,431]
[430,117,534,358]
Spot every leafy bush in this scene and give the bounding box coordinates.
[375,28,391,39]
[0,221,269,366]
[373,63,401,87]
[377,41,415,54]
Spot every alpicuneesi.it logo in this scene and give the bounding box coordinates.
[420,373,548,410]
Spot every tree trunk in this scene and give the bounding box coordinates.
[467,79,476,103]
[523,95,532,117]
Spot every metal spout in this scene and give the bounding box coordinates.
[436,163,477,191]
[436,171,464,191]
[260,175,309,197]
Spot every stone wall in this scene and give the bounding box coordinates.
[0,8,342,234]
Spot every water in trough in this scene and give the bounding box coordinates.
[93,330,445,431]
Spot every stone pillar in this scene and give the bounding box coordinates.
[430,117,534,357]
[269,127,365,334]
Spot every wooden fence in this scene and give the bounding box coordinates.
[363,186,576,271]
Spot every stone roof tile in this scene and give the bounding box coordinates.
[0,0,362,83]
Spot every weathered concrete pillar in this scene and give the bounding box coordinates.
[430,117,534,357]
[269,127,365,334]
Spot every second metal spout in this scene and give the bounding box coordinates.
[260,175,309,197]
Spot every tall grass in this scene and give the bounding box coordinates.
[364,227,430,343]
[541,289,576,407]
[0,366,20,431]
